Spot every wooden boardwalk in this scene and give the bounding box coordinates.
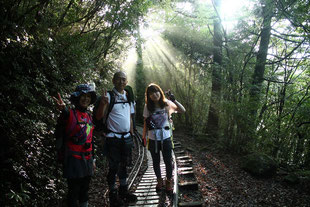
[129,151,173,206]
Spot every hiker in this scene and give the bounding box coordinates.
[142,83,186,193]
[93,71,137,206]
[53,84,97,207]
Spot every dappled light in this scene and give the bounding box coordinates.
[1,0,310,206]
[141,35,185,87]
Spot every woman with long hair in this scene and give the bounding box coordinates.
[142,83,185,193]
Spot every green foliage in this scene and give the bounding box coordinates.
[155,2,214,131]
[0,0,151,206]
[284,170,310,186]
[7,184,30,206]
[148,0,310,170]
[1,0,310,205]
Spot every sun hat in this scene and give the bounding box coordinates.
[70,84,97,105]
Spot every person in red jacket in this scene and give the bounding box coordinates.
[53,84,97,207]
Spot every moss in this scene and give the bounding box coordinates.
[241,153,278,178]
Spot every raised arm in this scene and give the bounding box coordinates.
[52,92,66,111]
[173,100,186,113]
[95,89,109,121]
[165,90,186,113]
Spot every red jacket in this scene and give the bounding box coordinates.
[65,109,94,160]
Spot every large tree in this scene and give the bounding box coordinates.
[206,0,223,138]
[249,0,274,118]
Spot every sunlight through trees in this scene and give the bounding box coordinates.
[1,0,310,206]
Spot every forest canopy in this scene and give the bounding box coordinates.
[0,0,309,206]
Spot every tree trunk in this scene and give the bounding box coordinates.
[249,0,273,117]
[246,0,274,148]
[135,25,146,124]
[206,0,222,138]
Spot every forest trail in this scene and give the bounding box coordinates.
[88,130,310,207]
[174,131,310,207]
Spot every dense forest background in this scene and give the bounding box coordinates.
[0,0,309,206]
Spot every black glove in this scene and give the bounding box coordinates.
[165,90,175,102]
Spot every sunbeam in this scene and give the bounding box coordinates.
[122,47,138,87]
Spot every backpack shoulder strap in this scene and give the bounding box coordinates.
[72,108,78,122]
[106,90,115,120]
[67,108,82,137]
[85,110,93,123]
[125,91,131,105]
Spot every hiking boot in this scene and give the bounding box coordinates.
[109,189,124,207]
[165,178,173,193]
[119,185,137,204]
[156,178,163,192]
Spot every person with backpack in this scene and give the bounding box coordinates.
[53,84,97,207]
[93,71,137,206]
[142,83,186,193]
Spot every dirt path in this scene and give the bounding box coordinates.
[174,131,310,207]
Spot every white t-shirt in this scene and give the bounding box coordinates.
[106,88,134,138]
[143,100,177,141]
